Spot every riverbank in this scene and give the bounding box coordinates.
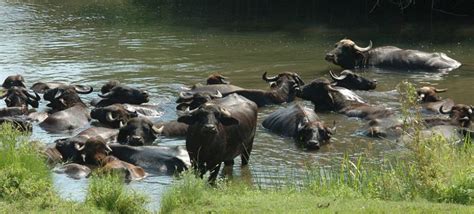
[161,83,473,213]
[0,124,148,213]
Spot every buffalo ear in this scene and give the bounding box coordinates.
[219,116,239,126]
[177,115,196,125]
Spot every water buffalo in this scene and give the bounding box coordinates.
[31,82,93,94]
[94,84,149,107]
[2,75,26,89]
[43,85,93,112]
[329,70,376,90]
[1,86,40,108]
[325,39,461,72]
[206,73,229,85]
[117,117,163,146]
[417,86,454,113]
[297,78,392,120]
[178,94,258,182]
[75,137,147,180]
[426,104,474,128]
[155,120,188,137]
[262,103,334,150]
[91,104,139,128]
[39,86,92,132]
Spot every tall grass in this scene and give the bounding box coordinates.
[161,81,473,212]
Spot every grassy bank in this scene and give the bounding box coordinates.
[0,124,148,213]
[161,82,474,213]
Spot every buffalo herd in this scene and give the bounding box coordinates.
[0,39,471,183]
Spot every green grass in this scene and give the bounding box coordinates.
[0,124,148,213]
[161,82,474,213]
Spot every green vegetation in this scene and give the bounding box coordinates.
[0,124,149,213]
[161,82,473,213]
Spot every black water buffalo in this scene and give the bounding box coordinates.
[39,86,92,132]
[262,103,334,150]
[417,86,454,113]
[43,85,93,112]
[178,94,258,182]
[94,84,149,107]
[31,82,93,94]
[155,120,188,137]
[329,70,376,90]
[91,104,139,128]
[426,104,474,128]
[325,39,461,72]
[206,73,229,85]
[1,86,40,108]
[2,75,26,89]
[117,117,163,146]
[297,78,392,120]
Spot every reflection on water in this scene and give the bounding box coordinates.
[1,0,474,211]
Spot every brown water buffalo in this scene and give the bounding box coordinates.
[296,78,392,120]
[94,84,149,107]
[329,70,377,90]
[416,86,454,113]
[91,104,139,128]
[262,103,334,150]
[1,86,40,108]
[2,75,26,89]
[206,73,229,85]
[117,117,163,146]
[325,39,461,72]
[75,137,147,180]
[31,82,93,94]
[39,86,92,132]
[178,94,258,183]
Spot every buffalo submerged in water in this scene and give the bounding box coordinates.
[325,39,461,72]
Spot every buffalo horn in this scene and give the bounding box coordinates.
[220,107,232,118]
[23,89,41,101]
[469,106,473,115]
[354,40,372,52]
[178,91,194,101]
[119,120,125,128]
[183,106,199,115]
[329,70,345,81]
[106,112,118,122]
[262,72,278,82]
[73,85,93,94]
[75,143,85,151]
[152,125,164,134]
[212,90,222,98]
[434,88,448,93]
[98,92,111,98]
[54,90,63,99]
[0,89,7,99]
[293,74,305,86]
[439,105,452,114]
[105,144,113,153]
[325,84,339,93]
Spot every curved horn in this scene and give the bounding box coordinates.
[152,125,164,134]
[106,112,118,122]
[183,106,199,115]
[434,88,448,93]
[262,72,278,82]
[23,89,41,101]
[74,143,85,151]
[105,144,112,153]
[211,90,222,98]
[439,105,452,114]
[354,40,372,52]
[329,70,345,81]
[325,84,340,93]
[54,90,63,99]
[219,107,232,118]
[178,91,194,100]
[293,74,305,86]
[73,85,93,94]
[98,92,111,98]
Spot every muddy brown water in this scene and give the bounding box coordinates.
[1,0,473,210]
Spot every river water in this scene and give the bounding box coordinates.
[1,0,473,211]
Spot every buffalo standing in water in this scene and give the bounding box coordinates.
[178,94,258,183]
[325,39,461,72]
[262,103,334,150]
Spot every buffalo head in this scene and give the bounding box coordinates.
[297,78,341,111]
[262,71,305,89]
[417,86,447,102]
[75,137,112,165]
[178,103,239,134]
[1,86,40,108]
[440,104,473,128]
[207,73,229,85]
[117,117,163,146]
[97,85,149,107]
[325,39,372,69]
[101,80,121,94]
[329,70,377,90]
[295,119,334,150]
[2,75,26,89]
[176,90,222,111]
[91,104,139,128]
[44,85,91,111]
